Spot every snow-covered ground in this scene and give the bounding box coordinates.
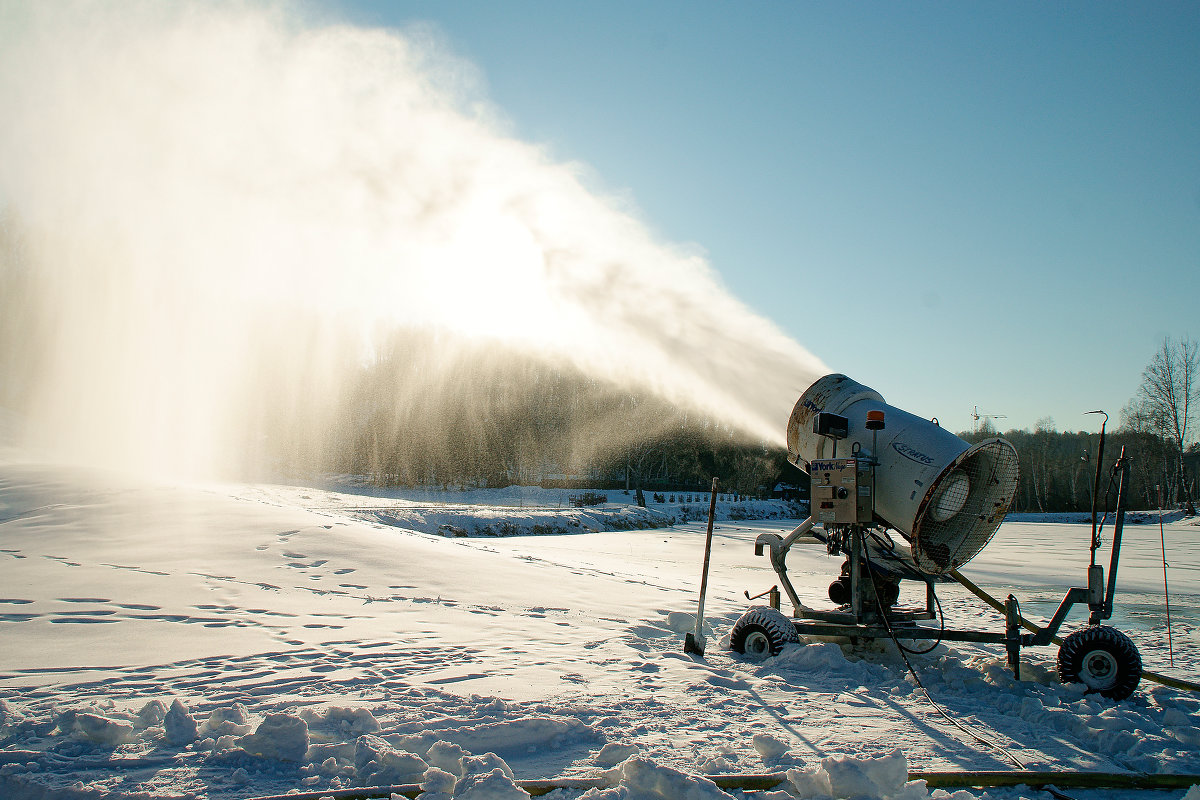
[1,461,1198,800]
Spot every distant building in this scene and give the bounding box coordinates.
[770,461,809,502]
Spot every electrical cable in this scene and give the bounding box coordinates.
[861,539,1034,777]
[860,537,943,654]
[870,528,897,552]
[893,586,944,655]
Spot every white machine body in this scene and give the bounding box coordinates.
[787,374,1019,574]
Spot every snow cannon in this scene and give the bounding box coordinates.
[731,374,1145,702]
[787,374,1019,574]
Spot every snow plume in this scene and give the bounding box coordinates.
[0,1,826,477]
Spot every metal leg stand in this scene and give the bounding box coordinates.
[1005,594,1021,680]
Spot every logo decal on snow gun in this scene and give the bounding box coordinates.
[892,442,935,466]
[811,459,853,472]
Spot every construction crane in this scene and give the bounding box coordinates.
[973,405,1007,433]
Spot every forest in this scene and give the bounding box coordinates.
[961,423,1196,513]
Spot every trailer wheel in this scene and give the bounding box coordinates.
[1057,625,1142,701]
[730,606,798,660]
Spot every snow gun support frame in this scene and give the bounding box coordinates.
[734,401,1143,701]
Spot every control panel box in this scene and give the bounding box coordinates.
[810,458,874,524]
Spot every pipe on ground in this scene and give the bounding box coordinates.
[243,769,1200,800]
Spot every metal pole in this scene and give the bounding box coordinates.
[1102,450,1128,620]
[1086,411,1108,568]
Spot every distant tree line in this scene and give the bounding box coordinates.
[961,421,1194,513]
[257,328,789,496]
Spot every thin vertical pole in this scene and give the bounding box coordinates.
[1157,484,1175,668]
[1086,412,1108,569]
[684,477,720,655]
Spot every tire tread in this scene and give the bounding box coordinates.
[730,606,798,657]
[1057,625,1142,701]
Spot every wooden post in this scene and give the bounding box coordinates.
[684,477,720,656]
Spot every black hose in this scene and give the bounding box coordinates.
[862,543,1029,773]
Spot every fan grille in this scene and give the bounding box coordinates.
[912,438,1019,574]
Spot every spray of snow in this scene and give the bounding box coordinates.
[0,1,826,477]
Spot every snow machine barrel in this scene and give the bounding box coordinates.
[787,374,1019,574]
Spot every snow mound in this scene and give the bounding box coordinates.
[164,699,198,745]
[455,767,530,800]
[68,713,135,746]
[751,732,791,762]
[238,712,309,762]
[595,742,641,767]
[598,756,732,800]
[355,734,429,784]
[201,703,253,738]
[786,749,927,800]
[301,705,381,735]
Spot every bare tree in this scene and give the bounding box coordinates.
[1135,336,1198,515]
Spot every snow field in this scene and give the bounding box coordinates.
[1,462,1198,799]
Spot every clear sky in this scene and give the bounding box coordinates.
[334,1,1198,436]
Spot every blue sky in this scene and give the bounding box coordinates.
[334,1,1198,436]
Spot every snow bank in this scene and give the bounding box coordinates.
[389,716,593,762]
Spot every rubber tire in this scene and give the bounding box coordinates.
[1057,625,1142,701]
[730,606,798,660]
